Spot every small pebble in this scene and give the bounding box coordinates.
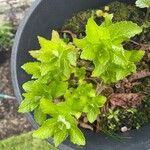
[121,126,128,132]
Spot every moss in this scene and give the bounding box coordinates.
[100,103,150,132]
[109,1,145,25]
[62,1,145,35]
[62,9,95,35]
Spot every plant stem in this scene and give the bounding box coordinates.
[145,7,150,22]
[130,40,140,45]
[140,7,150,42]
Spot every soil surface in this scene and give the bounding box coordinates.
[0,54,32,140]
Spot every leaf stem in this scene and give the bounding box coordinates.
[140,7,150,42]
[129,40,140,45]
[145,7,150,22]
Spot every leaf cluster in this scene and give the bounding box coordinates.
[74,14,144,83]
[19,30,106,146]
[19,14,144,147]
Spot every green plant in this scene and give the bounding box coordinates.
[136,0,150,28]
[0,23,13,51]
[19,30,106,146]
[107,109,120,122]
[19,13,144,147]
[136,0,150,8]
[74,14,144,83]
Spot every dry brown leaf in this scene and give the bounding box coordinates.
[129,69,150,82]
[109,93,143,109]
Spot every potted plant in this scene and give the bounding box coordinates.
[11,0,150,149]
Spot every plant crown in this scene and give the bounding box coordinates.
[19,14,144,146]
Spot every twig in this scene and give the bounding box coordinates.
[145,7,150,22]
[140,7,150,42]
[62,30,77,39]
[129,40,140,46]
[129,40,150,51]
[85,77,99,84]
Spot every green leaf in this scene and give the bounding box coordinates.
[40,98,72,118]
[22,62,41,79]
[65,83,106,122]
[18,95,39,112]
[70,126,85,146]
[136,0,150,8]
[64,84,92,113]
[125,50,145,63]
[108,21,142,44]
[20,30,87,147]
[33,113,83,147]
[48,81,68,99]
[86,17,110,43]
[33,119,57,139]
[34,107,47,125]
[83,96,106,123]
[40,98,58,117]
[22,81,34,92]
[19,80,53,112]
[86,107,99,123]
[75,67,86,80]
[54,128,68,147]
[142,21,150,29]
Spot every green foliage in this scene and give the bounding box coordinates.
[27,31,77,81]
[108,1,145,25]
[74,15,144,83]
[64,83,106,123]
[142,21,150,28]
[33,98,85,147]
[19,30,106,146]
[34,107,47,125]
[107,109,120,122]
[136,0,150,8]
[19,31,75,113]
[19,13,144,147]
[0,23,13,51]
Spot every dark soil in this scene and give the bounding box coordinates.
[0,56,32,140]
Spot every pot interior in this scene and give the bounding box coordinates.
[12,0,150,149]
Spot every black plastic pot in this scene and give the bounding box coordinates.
[11,0,150,150]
